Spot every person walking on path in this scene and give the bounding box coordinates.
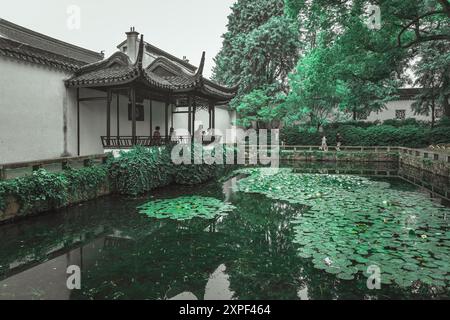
[336,133,343,151]
[320,135,328,151]
[152,126,161,146]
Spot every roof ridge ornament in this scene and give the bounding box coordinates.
[195,51,206,78]
[135,34,145,71]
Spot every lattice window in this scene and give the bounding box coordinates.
[357,111,370,120]
[395,109,406,120]
[435,108,443,119]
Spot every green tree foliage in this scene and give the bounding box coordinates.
[213,0,285,87]
[235,86,285,128]
[282,0,449,127]
[283,1,408,125]
[412,41,450,125]
[213,0,300,127]
[285,0,450,48]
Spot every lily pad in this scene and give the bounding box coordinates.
[138,196,235,220]
[234,168,450,288]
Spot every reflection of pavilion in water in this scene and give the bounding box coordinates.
[0,228,132,300]
[0,175,325,300]
[0,218,238,300]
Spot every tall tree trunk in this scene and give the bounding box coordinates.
[443,95,450,118]
[353,110,357,121]
[431,99,436,128]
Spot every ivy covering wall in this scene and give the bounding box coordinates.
[0,146,223,218]
[0,165,108,215]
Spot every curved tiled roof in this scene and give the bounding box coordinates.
[0,37,86,72]
[66,35,238,101]
[0,18,104,64]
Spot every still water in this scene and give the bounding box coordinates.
[0,167,448,300]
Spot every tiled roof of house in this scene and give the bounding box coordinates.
[67,36,238,102]
[398,88,422,100]
[117,38,197,72]
[0,18,104,64]
[0,37,87,72]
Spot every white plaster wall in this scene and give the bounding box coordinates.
[366,100,432,122]
[0,57,72,164]
[172,105,235,139]
[75,88,170,156]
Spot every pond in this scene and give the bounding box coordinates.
[0,166,448,300]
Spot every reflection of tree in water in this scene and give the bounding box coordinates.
[73,220,228,300]
[74,192,308,300]
[218,193,306,299]
[2,175,448,299]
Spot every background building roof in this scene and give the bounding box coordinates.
[0,18,104,64]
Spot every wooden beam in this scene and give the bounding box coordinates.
[77,88,80,156]
[78,97,107,102]
[131,87,137,146]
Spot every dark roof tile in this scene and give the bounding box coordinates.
[0,37,86,71]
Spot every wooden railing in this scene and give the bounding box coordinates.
[279,145,399,152]
[0,154,108,180]
[101,136,177,148]
[101,136,219,148]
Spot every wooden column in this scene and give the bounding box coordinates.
[77,88,80,156]
[106,89,112,146]
[149,99,153,137]
[212,103,216,129]
[116,94,120,138]
[192,98,197,133]
[130,87,136,145]
[208,103,213,129]
[188,95,192,135]
[165,99,169,139]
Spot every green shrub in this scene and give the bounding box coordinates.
[108,147,175,196]
[0,169,68,213]
[173,164,218,185]
[281,121,450,148]
[63,165,108,200]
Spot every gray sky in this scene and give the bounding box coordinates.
[0,0,236,77]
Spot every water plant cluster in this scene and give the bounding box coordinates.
[0,166,108,214]
[0,146,222,216]
[139,196,236,220]
[235,168,450,288]
[108,146,222,196]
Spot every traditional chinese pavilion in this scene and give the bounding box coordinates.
[66,31,238,151]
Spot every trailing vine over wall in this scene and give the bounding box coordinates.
[0,165,109,215]
[107,146,221,195]
[0,146,226,217]
[107,147,175,196]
